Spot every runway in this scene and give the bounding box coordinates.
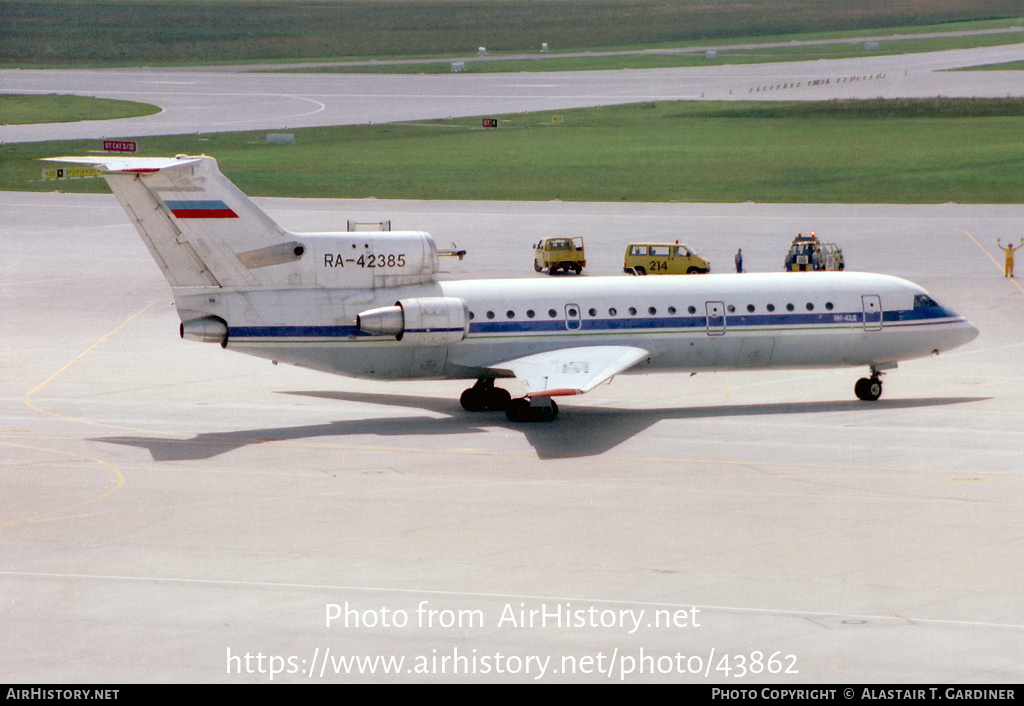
[5,42,1024,143]
[3,42,1024,682]
[2,190,1023,683]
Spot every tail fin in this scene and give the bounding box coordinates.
[44,155,299,289]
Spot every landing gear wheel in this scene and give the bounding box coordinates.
[460,379,512,412]
[487,387,512,410]
[854,377,882,401]
[504,397,558,423]
[533,399,558,422]
[460,388,487,412]
[505,398,530,422]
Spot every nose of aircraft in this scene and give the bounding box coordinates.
[934,299,979,351]
[962,318,980,345]
[945,315,979,351]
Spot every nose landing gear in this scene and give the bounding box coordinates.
[854,366,886,401]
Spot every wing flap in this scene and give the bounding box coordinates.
[492,345,649,397]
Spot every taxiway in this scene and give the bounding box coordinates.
[2,191,1022,682]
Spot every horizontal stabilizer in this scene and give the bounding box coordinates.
[43,155,202,173]
[493,345,649,397]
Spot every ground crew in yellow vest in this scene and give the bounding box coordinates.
[997,238,1023,278]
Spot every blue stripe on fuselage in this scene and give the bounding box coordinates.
[229,324,366,338]
[224,307,960,341]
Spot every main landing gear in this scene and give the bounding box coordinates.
[459,378,511,412]
[504,397,558,423]
[460,378,558,422]
[854,367,884,401]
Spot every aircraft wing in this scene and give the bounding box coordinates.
[491,345,649,397]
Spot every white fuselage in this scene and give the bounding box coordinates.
[180,271,978,381]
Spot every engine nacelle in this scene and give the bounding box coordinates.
[180,316,228,345]
[356,297,469,345]
[356,305,405,336]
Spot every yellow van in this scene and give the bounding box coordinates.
[623,243,711,275]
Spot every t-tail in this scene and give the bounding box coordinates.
[44,155,448,340]
[46,155,303,289]
[46,154,444,289]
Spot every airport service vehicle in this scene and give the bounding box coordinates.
[785,234,845,272]
[534,237,585,275]
[624,243,711,275]
[45,155,977,422]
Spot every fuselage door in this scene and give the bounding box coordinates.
[862,295,883,331]
[706,301,726,336]
[565,303,582,331]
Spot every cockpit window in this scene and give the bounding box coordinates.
[914,294,938,309]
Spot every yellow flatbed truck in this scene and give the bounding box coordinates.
[534,237,585,275]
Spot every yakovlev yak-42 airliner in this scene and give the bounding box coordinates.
[46,155,978,422]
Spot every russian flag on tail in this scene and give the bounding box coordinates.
[165,199,239,219]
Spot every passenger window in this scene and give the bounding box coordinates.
[650,246,670,257]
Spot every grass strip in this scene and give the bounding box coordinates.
[7,99,1024,204]
[0,95,160,125]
